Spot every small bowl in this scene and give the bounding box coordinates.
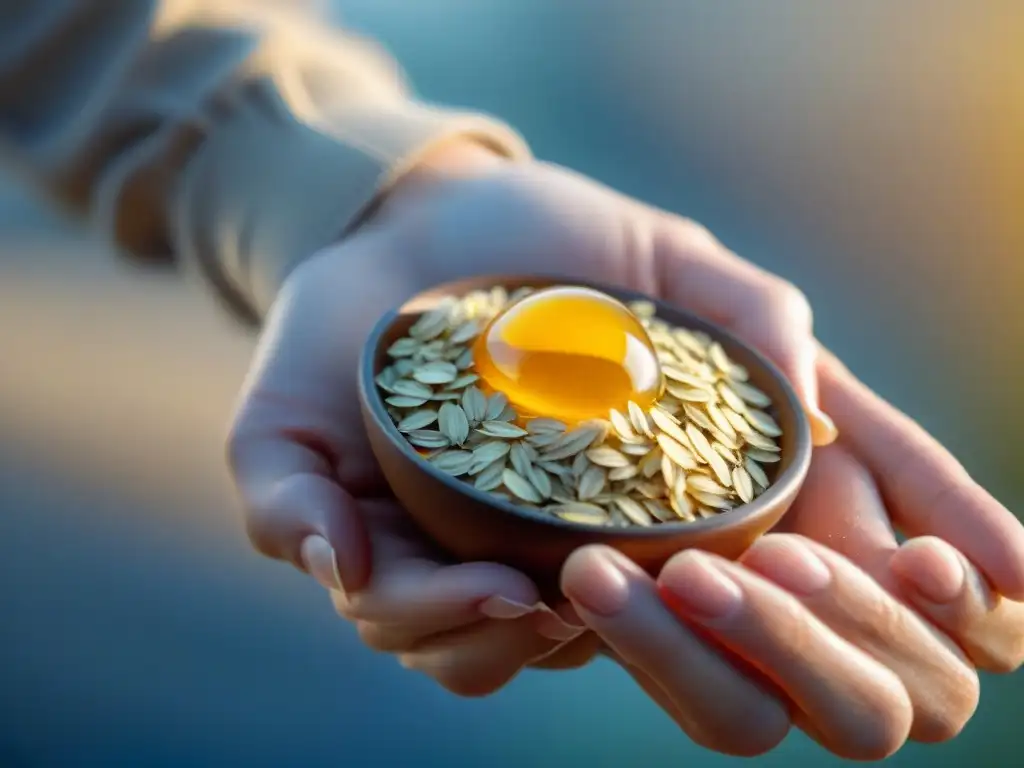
[358,275,812,587]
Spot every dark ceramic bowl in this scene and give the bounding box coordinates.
[358,275,812,587]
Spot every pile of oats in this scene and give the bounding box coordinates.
[375,287,783,528]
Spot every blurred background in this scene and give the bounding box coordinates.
[1,1,1021,765]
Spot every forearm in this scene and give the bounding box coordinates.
[0,1,528,325]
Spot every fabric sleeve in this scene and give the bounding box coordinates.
[0,1,530,325]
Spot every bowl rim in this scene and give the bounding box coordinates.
[358,274,812,538]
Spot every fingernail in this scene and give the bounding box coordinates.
[479,596,538,620]
[897,538,965,605]
[300,535,342,592]
[563,548,632,617]
[659,552,743,620]
[809,408,839,447]
[534,607,586,641]
[747,536,832,595]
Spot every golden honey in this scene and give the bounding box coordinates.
[472,287,664,424]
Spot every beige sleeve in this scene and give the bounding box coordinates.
[0,1,529,325]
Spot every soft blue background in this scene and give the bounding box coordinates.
[1,2,1020,766]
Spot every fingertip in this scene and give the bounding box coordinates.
[322,498,372,595]
[300,534,342,592]
[561,546,639,619]
[657,551,744,621]
[993,529,1024,602]
[808,408,839,447]
[559,546,594,594]
[992,567,1024,603]
[438,561,541,608]
[413,561,543,624]
[244,472,371,594]
[891,537,966,605]
[739,534,833,596]
[959,495,1024,601]
[792,356,838,448]
[770,341,836,447]
[561,545,628,589]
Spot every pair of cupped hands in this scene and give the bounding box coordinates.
[227,142,1024,760]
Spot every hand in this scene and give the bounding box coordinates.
[561,438,1024,759]
[889,535,1024,675]
[225,139,839,692]
[225,138,1024,708]
[813,347,1024,674]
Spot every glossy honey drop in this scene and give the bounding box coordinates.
[472,287,664,424]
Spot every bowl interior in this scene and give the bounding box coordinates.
[360,274,811,538]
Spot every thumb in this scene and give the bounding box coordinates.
[238,468,369,594]
[651,215,837,446]
[226,252,399,593]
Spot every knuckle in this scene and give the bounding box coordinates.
[356,622,411,653]
[243,506,280,560]
[984,635,1024,674]
[867,586,909,638]
[772,592,813,641]
[772,279,813,325]
[330,590,355,621]
[223,421,250,478]
[432,661,508,699]
[355,621,384,649]
[238,473,316,564]
[675,217,718,248]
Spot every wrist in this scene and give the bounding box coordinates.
[364,139,508,230]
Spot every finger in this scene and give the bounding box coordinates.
[618,661,720,735]
[331,584,493,654]
[562,546,791,757]
[774,443,898,581]
[891,536,1024,673]
[231,456,370,594]
[231,261,386,579]
[339,557,541,628]
[331,505,583,642]
[601,642,790,744]
[742,534,979,743]
[237,243,425,488]
[227,230,458,591]
[349,613,475,654]
[621,664,689,721]
[772,450,981,740]
[398,616,559,698]
[657,550,913,761]
[527,630,604,670]
[337,576,582,646]
[346,601,585,664]
[355,614,589,662]
[817,346,1024,600]
[651,215,837,445]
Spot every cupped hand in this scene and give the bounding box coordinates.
[226,140,1024,713]
[562,413,1024,758]
[225,140,832,690]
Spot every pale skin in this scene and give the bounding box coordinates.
[227,141,1024,760]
